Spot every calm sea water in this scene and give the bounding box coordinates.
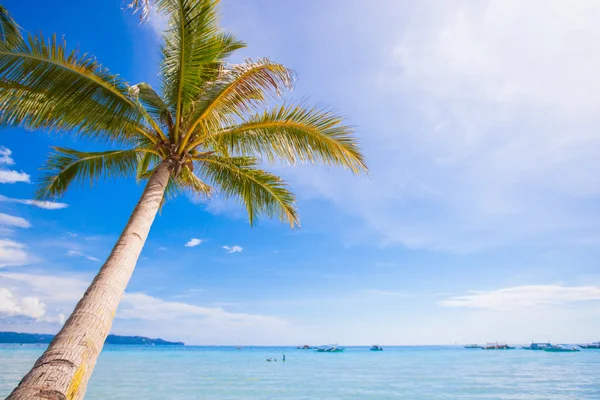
[1,345,599,399]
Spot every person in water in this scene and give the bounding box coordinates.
[283,354,286,362]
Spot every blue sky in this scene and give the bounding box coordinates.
[1,0,600,345]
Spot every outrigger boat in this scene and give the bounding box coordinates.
[316,345,345,353]
[544,345,580,353]
[578,342,600,349]
[296,345,312,350]
[522,342,552,350]
[464,344,483,349]
[370,345,383,351]
[483,342,515,350]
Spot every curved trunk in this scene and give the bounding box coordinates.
[7,162,171,400]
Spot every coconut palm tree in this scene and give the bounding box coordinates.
[1,1,366,399]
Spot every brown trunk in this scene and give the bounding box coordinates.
[7,162,171,400]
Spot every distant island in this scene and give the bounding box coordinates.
[0,331,184,346]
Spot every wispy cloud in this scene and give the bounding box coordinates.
[119,292,282,326]
[0,239,31,267]
[1,271,289,342]
[0,213,31,228]
[157,246,168,251]
[284,0,600,252]
[360,289,416,297]
[0,195,68,210]
[222,245,243,254]
[0,271,89,303]
[66,250,100,262]
[439,285,600,310]
[0,147,30,184]
[184,238,206,247]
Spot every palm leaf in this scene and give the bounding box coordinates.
[126,0,152,21]
[37,147,145,199]
[131,82,174,133]
[157,0,245,140]
[0,33,163,143]
[202,103,368,173]
[179,164,213,196]
[0,5,23,47]
[136,150,162,181]
[180,58,294,151]
[195,154,298,227]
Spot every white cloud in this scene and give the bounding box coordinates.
[0,239,31,267]
[0,147,15,165]
[0,272,89,303]
[0,287,46,319]
[184,238,205,247]
[222,245,243,254]
[0,147,30,183]
[119,292,279,325]
[0,170,30,184]
[0,212,31,228]
[439,285,600,310]
[157,246,168,251]
[281,0,600,252]
[66,250,100,262]
[0,271,291,344]
[0,195,68,210]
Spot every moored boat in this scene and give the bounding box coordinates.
[296,345,312,350]
[522,342,552,350]
[544,345,580,353]
[370,345,383,351]
[464,344,482,349]
[316,345,345,352]
[578,342,600,349]
[483,342,515,350]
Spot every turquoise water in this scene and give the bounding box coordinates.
[1,345,600,399]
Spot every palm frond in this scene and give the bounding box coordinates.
[179,164,212,194]
[0,5,23,47]
[0,33,163,143]
[136,150,162,181]
[201,103,368,173]
[157,0,245,140]
[126,0,152,21]
[131,82,173,133]
[180,58,294,152]
[195,154,298,227]
[37,147,145,199]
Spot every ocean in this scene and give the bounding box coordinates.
[1,345,599,399]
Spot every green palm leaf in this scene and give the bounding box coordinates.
[180,58,294,151]
[0,33,163,143]
[37,147,145,198]
[196,154,298,227]
[0,5,23,47]
[131,82,174,133]
[157,0,245,140]
[203,103,368,173]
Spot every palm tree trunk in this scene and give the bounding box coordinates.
[7,162,171,400]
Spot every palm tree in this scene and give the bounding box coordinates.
[1,1,366,399]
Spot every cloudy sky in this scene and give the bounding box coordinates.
[1,0,600,345]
